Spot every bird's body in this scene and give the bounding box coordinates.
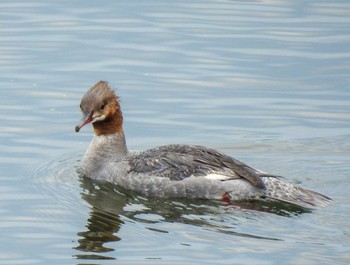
[76,81,332,209]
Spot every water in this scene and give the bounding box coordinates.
[1,1,349,264]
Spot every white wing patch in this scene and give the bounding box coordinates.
[204,174,232,181]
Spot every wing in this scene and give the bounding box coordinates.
[127,144,266,189]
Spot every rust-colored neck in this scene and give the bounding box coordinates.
[92,98,123,136]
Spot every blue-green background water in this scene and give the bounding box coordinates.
[1,1,349,264]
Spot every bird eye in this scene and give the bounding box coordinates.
[100,103,106,110]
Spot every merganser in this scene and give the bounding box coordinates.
[75,81,332,209]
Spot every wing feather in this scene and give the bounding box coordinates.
[127,144,265,189]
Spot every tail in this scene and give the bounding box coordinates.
[261,176,332,209]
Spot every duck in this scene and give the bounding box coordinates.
[75,81,332,209]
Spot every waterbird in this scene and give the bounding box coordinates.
[75,81,332,209]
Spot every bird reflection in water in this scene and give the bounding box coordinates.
[74,176,129,260]
[74,175,309,260]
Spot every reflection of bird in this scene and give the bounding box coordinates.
[75,81,331,209]
[74,177,125,258]
[75,175,291,256]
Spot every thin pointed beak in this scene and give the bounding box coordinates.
[75,112,93,132]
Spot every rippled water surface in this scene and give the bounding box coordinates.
[1,1,350,264]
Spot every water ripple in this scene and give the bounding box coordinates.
[0,0,349,264]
